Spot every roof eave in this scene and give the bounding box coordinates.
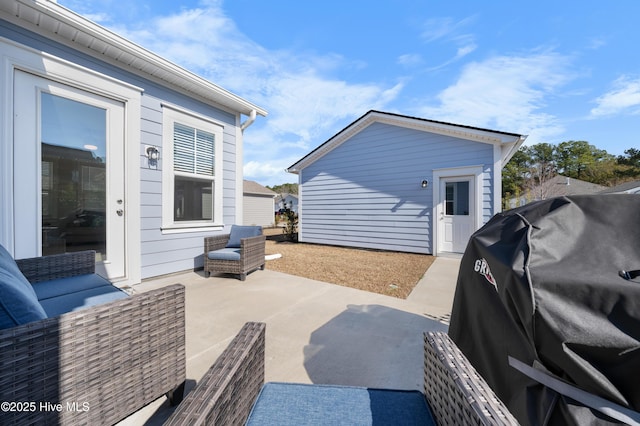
[1,0,267,117]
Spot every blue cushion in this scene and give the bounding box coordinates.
[207,248,241,261]
[246,382,436,426]
[225,225,262,248]
[32,273,112,301]
[38,284,129,317]
[0,245,48,329]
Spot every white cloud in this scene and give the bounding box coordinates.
[590,76,640,117]
[397,53,423,67]
[420,16,477,69]
[420,16,475,43]
[418,51,572,144]
[95,2,401,185]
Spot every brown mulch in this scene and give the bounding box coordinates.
[263,228,434,299]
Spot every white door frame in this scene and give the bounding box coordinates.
[0,37,142,285]
[432,165,483,256]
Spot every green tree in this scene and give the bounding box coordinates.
[502,148,530,204]
[526,142,556,185]
[616,148,640,180]
[268,183,298,195]
[555,140,614,180]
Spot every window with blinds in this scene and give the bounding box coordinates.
[161,104,223,231]
[173,123,215,177]
[173,123,215,222]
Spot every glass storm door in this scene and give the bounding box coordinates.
[13,70,126,279]
[439,177,474,253]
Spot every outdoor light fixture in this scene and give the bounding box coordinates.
[146,146,160,161]
[145,146,160,169]
[421,179,429,188]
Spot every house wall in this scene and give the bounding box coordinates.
[243,195,275,227]
[139,97,238,278]
[298,122,495,254]
[0,20,241,279]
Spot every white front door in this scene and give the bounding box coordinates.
[13,70,126,279]
[439,177,474,253]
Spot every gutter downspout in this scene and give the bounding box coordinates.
[236,109,256,225]
[241,109,257,131]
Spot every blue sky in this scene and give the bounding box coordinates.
[59,0,640,186]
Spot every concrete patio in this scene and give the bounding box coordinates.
[118,256,461,425]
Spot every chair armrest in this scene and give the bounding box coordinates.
[205,234,231,253]
[166,322,266,426]
[15,250,96,283]
[240,234,266,258]
[0,284,186,426]
[424,332,519,426]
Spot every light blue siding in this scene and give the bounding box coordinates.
[299,122,495,254]
[2,19,243,279]
[139,95,238,279]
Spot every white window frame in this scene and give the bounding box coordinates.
[162,103,224,232]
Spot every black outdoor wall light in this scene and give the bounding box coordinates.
[145,145,160,169]
[421,179,429,188]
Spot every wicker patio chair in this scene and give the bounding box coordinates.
[165,324,518,425]
[204,226,266,281]
[165,322,265,426]
[0,251,186,425]
[424,332,520,425]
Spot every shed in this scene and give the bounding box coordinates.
[0,1,266,285]
[243,180,276,227]
[287,110,526,255]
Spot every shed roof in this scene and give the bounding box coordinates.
[287,110,527,173]
[243,180,276,196]
[0,0,267,118]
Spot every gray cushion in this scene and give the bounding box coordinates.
[32,273,112,301]
[38,283,129,317]
[225,225,262,248]
[0,244,48,329]
[246,382,436,426]
[207,248,241,261]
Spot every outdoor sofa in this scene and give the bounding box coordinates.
[204,225,266,281]
[166,322,519,425]
[0,246,186,425]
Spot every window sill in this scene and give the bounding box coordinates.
[161,224,224,234]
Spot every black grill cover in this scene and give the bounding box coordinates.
[448,194,640,425]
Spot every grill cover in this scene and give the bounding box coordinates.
[448,194,640,425]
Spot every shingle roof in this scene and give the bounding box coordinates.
[243,180,276,196]
[599,180,640,194]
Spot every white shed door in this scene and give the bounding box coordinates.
[439,177,474,253]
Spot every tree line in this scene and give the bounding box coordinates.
[503,141,640,202]
[267,183,298,195]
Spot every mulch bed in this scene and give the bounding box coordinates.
[263,228,434,299]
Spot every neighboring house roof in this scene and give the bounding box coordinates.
[0,0,267,118]
[510,175,605,207]
[275,194,299,202]
[287,110,527,173]
[540,175,605,196]
[243,180,276,197]
[599,180,640,194]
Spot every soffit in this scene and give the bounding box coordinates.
[0,0,267,117]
